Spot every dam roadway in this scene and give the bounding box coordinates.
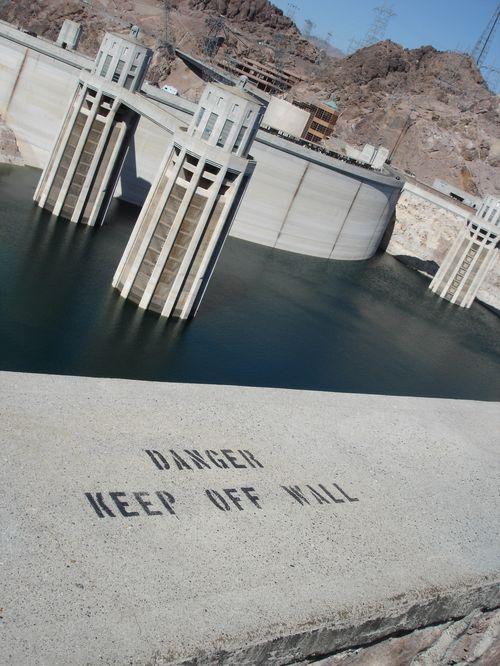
[0,371,498,664]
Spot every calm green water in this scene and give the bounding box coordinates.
[1,164,499,400]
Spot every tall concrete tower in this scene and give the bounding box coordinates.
[113,79,264,319]
[34,31,152,226]
[429,195,499,308]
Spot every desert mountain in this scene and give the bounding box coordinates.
[1,0,498,195]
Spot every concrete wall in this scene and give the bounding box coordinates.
[1,371,499,665]
[0,21,91,168]
[233,138,399,259]
[262,97,309,138]
[0,22,403,262]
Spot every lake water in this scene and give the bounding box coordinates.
[1,164,499,400]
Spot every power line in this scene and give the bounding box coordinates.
[471,3,499,67]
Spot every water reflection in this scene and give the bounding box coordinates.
[1,164,499,400]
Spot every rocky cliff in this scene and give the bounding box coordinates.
[1,0,498,196]
[0,115,23,165]
[305,608,500,665]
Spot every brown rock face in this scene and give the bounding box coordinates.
[189,0,293,28]
[308,608,500,665]
[292,40,499,197]
[0,115,24,165]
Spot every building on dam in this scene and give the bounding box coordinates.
[429,195,499,308]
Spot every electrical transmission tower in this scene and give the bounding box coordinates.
[359,2,396,48]
[303,19,316,38]
[482,63,500,92]
[161,1,175,56]
[203,15,226,59]
[271,33,287,91]
[471,3,499,68]
[202,14,249,63]
[287,3,298,21]
[347,37,361,55]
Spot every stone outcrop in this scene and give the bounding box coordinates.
[189,0,294,28]
[387,188,500,312]
[0,114,23,165]
[302,608,500,665]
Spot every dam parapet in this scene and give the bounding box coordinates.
[1,370,499,665]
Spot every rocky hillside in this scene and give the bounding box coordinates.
[296,40,499,197]
[1,0,498,195]
[0,0,318,75]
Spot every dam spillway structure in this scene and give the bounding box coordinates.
[112,80,264,319]
[429,195,499,308]
[33,31,152,227]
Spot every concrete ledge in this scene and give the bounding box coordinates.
[0,20,92,70]
[255,131,403,189]
[0,371,499,665]
[402,180,474,219]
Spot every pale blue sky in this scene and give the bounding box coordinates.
[273,0,499,62]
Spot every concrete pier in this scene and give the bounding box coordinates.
[429,195,499,307]
[0,371,498,665]
[113,80,264,318]
[34,32,152,226]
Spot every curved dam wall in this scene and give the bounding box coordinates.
[236,137,400,260]
[0,22,403,261]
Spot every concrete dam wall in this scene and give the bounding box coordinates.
[0,21,403,261]
[1,371,499,665]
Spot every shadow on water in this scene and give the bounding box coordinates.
[1,164,499,400]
